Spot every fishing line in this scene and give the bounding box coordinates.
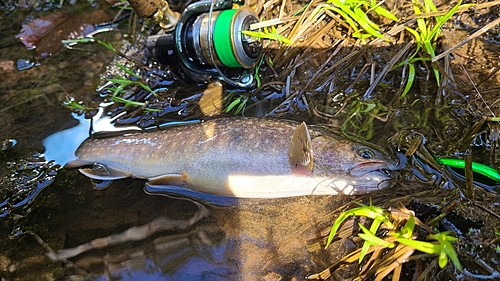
[207,0,252,88]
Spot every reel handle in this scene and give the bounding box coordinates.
[128,0,180,30]
[128,0,160,18]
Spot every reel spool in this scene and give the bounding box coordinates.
[147,0,262,88]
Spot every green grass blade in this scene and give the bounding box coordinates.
[412,1,428,39]
[372,5,398,21]
[138,82,155,94]
[428,0,462,40]
[438,251,448,268]
[329,0,362,27]
[397,238,440,254]
[401,214,415,238]
[112,96,146,107]
[432,65,440,85]
[442,240,462,270]
[292,3,309,16]
[97,40,118,53]
[352,31,373,39]
[224,96,243,113]
[108,78,133,86]
[327,6,359,33]
[144,108,161,112]
[353,7,384,38]
[326,210,353,247]
[112,84,124,98]
[423,0,438,13]
[355,6,380,30]
[401,63,415,98]
[235,98,248,115]
[115,63,142,80]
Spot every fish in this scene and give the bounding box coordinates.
[66,118,397,199]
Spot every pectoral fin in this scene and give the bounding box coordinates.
[79,163,130,180]
[288,122,313,175]
[148,173,188,187]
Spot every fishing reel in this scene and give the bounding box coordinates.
[129,0,262,88]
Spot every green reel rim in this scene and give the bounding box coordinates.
[213,9,242,68]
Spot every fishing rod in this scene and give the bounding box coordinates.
[419,156,500,194]
[126,0,262,88]
[436,157,500,183]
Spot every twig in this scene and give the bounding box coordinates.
[25,231,89,276]
[362,40,414,100]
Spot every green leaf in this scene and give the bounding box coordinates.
[423,0,438,13]
[401,214,415,238]
[326,209,356,247]
[112,84,125,98]
[329,0,362,28]
[401,63,415,98]
[354,7,380,31]
[358,223,395,248]
[439,250,448,268]
[442,239,462,270]
[412,1,428,39]
[108,78,133,86]
[116,63,142,80]
[428,0,462,41]
[358,218,391,262]
[144,108,162,112]
[326,201,393,248]
[405,26,421,45]
[139,82,155,94]
[428,231,462,271]
[112,96,146,107]
[224,96,248,114]
[373,5,398,21]
[327,6,360,33]
[97,40,118,53]
[352,7,384,38]
[397,238,440,254]
[234,97,247,115]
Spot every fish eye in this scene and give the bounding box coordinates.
[357,148,375,159]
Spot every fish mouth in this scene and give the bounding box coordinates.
[349,165,394,192]
[348,161,393,178]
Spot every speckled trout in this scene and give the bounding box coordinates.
[67,118,397,198]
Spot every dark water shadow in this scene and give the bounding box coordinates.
[0,166,363,280]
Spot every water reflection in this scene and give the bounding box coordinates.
[4,174,350,280]
[42,109,139,166]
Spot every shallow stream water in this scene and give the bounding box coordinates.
[2,0,500,280]
[0,2,372,279]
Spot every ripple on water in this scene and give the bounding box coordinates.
[0,153,60,219]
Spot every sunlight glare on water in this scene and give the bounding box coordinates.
[42,109,140,166]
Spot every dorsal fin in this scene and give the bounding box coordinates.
[288,122,313,175]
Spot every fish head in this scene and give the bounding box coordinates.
[312,136,397,191]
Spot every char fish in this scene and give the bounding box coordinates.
[67,118,397,198]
